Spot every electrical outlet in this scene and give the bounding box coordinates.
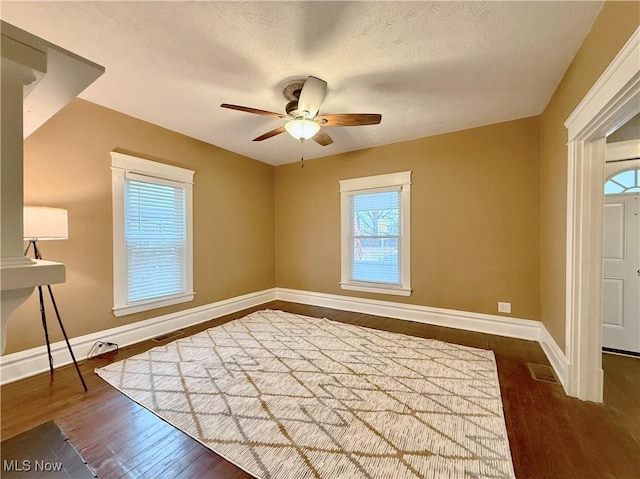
[498,302,511,314]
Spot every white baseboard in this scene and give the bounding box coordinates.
[0,285,569,395]
[276,287,569,391]
[277,288,542,340]
[0,288,276,385]
[539,323,568,390]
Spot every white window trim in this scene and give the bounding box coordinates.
[111,151,195,317]
[339,171,412,296]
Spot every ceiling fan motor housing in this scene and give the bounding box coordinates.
[285,100,299,117]
[282,80,306,117]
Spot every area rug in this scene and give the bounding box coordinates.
[96,309,515,479]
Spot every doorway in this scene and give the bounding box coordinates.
[564,27,639,402]
[602,142,640,356]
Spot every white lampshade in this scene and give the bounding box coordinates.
[284,119,321,140]
[24,206,68,240]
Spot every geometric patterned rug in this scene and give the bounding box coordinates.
[96,310,515,479]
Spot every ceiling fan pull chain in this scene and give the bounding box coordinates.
[300,138,305,168]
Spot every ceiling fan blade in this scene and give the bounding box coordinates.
[298,76,327,119]
[312,129,333,146]
[220,103,286,119]
[315,113,382,127]
[253,125,286,141]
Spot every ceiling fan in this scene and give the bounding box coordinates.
[220,76,382,146]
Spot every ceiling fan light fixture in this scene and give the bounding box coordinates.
[284,119,321,140]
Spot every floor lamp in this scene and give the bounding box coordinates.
[23,206,87,392]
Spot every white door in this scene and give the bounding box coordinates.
[602,168,640,354]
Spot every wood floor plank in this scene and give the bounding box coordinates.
[98,425,186,479]
[72,417,170,474]
[1,301,638,479]
[172,448,251,479]
[140,430,209,479]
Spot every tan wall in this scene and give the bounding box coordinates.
[275,117,541,320]
[5,98,275,354]
[539,1,640,350]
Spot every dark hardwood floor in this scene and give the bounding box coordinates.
[1,301,639,478]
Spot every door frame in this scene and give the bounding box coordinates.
[605,140,640,165]
[564,27,640,402]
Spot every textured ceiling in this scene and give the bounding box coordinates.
[3,1,603,166]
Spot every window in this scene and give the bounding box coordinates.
[111,152,194,316]
[340,171,411,296]
[604,168,640,194]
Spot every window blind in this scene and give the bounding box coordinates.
[124,176,186,303]
[348,189,401,285]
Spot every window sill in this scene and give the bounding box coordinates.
[113,292,195,317]
[340,282,412,297]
